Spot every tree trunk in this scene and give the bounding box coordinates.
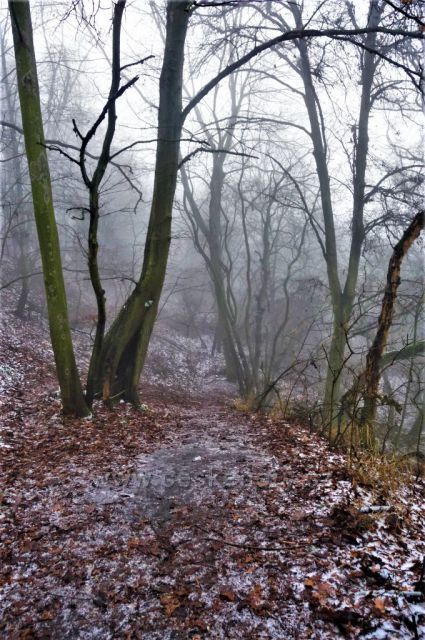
[330,0,383,428]
[294,33,342,422]
[98,0,190,404]
[78,0,126,406]
[85,189,106,405]
[15,257,29,318]
[359,211,423,443]
[1,24,32,319]
[9,0,89,417]
[405,398,424,453]
[293,1,383,426]
[323,315,348,432]
[207,155,252,395]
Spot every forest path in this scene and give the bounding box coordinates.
[1,308,424,639]
[0,393,322,639]
[88,405,279,531]
[1,392,424,639]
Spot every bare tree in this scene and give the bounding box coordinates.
[359,210,423,445]
[8,0,89,416]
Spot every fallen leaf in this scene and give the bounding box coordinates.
[40,610,54,621]
[160,593,181,616]
[246,584,264,612]
[192,618,209,631]
[219,588,236,602]
[291,509,307,521]
[311,581,336,606]
[128,537,141,548]
[373,597,386,614]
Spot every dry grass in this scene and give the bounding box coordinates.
[347,449,413,498]
[231,395,257,413]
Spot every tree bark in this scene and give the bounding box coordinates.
[84,0,126,405]
[1,24,31,318]
[98,0,190,404]
[359,210,424,442]
[292,1,383,427]
[9,0,89,416]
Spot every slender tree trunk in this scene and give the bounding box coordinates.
[212,277,250,395]
[1,24,32,317]
[294,34,342,422]
[252,203,272,392]
[359,211,423,443]
[9,0,89,417]
[208,156,239,385]
[293,1,383,426]
[180,158,249,393]
[393,297,422,449]
[15,250,30,318]
[180,66,254,396]
[405,397,424,452]
[85,189,106,405]
[78,0,125,406]
[331,0,383,427]
[207,156,252,394]
[98,0,190,404]
[323,314,348,429]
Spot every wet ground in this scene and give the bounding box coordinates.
[88,412,278,530]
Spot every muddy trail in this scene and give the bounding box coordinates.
[1,314,425,639]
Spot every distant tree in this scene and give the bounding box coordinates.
[0,20,33,317]
[98,0,423,406]
[4,0,423,413]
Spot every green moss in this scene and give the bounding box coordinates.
[9,0,89,417]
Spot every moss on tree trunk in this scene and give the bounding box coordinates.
[9,0,89,417]
[97,1,190,404]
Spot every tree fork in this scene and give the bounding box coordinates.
[98,0,190,404]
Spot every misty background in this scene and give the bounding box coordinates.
[1,0,423,452]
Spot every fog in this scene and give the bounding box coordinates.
[1,0,423,452]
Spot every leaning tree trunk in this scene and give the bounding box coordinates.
[98,0,190,404]
[359,211,424,446]
[9,0,89,417]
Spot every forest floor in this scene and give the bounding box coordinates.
[1,308,425,639]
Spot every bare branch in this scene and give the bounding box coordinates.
[178,147,257,169]
[182,26,423,121]
[120,54,154,72]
